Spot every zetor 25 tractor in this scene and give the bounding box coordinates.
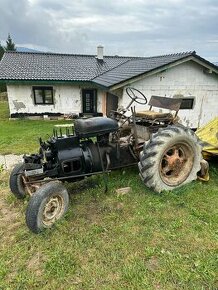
[9,88,206,233]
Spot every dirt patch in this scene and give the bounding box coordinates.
[146,256,160,272]
[0,154,22,170]
[26,252,45,277]
[0,173,23,244]
[0,197,22,243]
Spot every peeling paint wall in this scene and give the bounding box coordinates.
[118,61,218,128]
[7,84,105,116]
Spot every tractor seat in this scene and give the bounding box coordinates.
[135,110,173,120]
[134,95,183,122]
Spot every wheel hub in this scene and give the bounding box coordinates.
[160,144,194,186]
[43,195,64,226]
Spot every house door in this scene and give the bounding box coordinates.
[106,93,118,116]
[82,89,97,114]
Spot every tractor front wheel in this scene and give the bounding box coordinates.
[9,163,26,199]
[26,181,69,233]
[138,125,202,193]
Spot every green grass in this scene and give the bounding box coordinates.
[0,100,10,119]
[0,101,217,289]
[0,101,72,154]
[0,166,218,289]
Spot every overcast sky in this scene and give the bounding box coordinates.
[0,0,218,61]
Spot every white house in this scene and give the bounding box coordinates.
[0,47,217,128]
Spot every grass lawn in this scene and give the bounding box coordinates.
[0,101,217,289]
[0,101,72,154]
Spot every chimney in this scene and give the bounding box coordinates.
[96,45,104,60]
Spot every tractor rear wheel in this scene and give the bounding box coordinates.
[138,125,202,193]
[26,181,69,233]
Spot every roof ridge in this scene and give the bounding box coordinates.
[143,51,196,59]
[4,50,141,59]
[4,51,101,58]
[4,50,196,60]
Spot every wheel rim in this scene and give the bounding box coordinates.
[42,195,65,226]
[159,143,194,186]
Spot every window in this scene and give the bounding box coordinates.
[33,87,54,105]
[180,98,194,110]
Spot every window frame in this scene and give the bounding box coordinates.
[180,97,195,110]
[33,86,54,105]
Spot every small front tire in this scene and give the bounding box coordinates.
[26,181,69,233]
[9,163,26,199]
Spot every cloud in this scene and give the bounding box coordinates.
[0,0,217,61]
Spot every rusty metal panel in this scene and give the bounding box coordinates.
[148,96,182,111]
[135,125,150,141]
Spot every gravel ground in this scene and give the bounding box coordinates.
[0,155,23,170]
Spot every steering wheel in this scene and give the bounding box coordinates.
[126,87,147,105]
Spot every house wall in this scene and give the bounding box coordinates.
[117,61,218,128]
[7,84,106,117]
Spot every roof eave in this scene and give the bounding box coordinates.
[190,55,218,74]
[91,81,109,90]
[0,78,110,90]
[0,79,93,86]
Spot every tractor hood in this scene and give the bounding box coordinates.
[74,117,118,138]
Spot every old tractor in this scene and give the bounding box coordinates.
[9,88,206,233]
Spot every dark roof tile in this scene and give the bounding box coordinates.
[92,52,195,87]
[1,50,216,88]
[0,51,131,82]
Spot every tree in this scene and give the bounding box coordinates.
[0,42,6,92]
[0,34,16,92]
[5,34,16,51]
[0,42,5,60]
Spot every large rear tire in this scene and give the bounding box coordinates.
[9,163,26,199]
[26,181,69,233]
[138,125,202,193]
